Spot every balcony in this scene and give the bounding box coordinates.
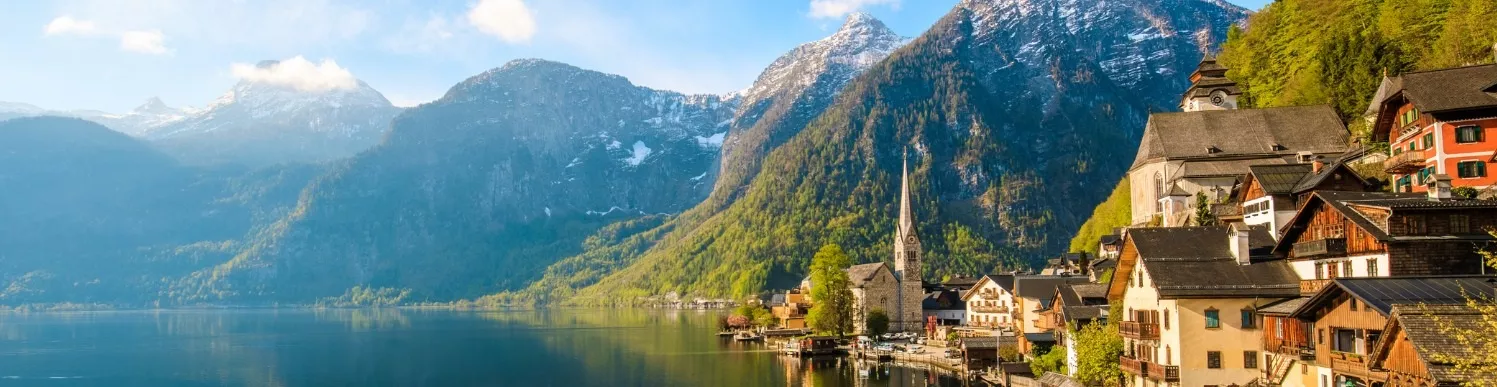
[971,305,1010,313]
[1120,356,1147,377]
[1269,343,1317,360]
[1292,238,1347,258]
[1146,363,1180,382]
[1120,321,1160,340]
[1300,279,1332,295]
[1384,151,1427,174]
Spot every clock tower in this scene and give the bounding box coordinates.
[893,150,925,331]
[1179,55,1240,112]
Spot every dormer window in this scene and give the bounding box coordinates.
[1271,143,1287,151]
[1206,146,1223,154]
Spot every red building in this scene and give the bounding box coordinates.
[1370,64,1497,193]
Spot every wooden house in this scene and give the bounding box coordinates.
[1272,190,1497,295]
[1368,64,1497,194]
[1369,304,1497,386]
[1286,276,1497,387]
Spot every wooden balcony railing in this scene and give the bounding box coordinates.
[1120,356,1147,377]
[1146,363,1180,382]
[971,305,1009,313]
[1384,151,1427,174]
[1292,238,1347,258]
[1268,343,1317,360]
[1120,321,1160,340]
[1301,279,1332,295]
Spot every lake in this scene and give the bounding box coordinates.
[0,308,970,386]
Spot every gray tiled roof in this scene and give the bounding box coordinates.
[1256,297,1308,315]
[846,263,887,287]
[1132,105,1349,169]
[1013,276,1091,300]
[1249,164,1315,195]
[1293,276,1497,317]
[1128,226,1301,298]
[1399,64,1497,114]
[1381,304,1497,384]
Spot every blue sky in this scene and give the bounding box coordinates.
[1,0,1270,112]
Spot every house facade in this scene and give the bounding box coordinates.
[1238,160,1370,238]
[1369,64,1497,194]
[1013,276,1092,354]
[1271,188,1497,296]
[1108,225,1301,386]
[960,274,1017,333]
[1284,276,1497,387]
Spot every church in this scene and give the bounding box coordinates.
[831,153,928,333]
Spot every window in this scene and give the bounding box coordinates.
[1315,262,1325,280]
[1458,160,1487,178]
[1165,345,1172,365]
[1343,262,1354,277]
[1318,328,1325,345]
[1154,172,1165,213]
[1367,259,1379,277]
[1163,310,1170,330]
[1205,309,1220,329]
[1419,167,1434,184]
[1245,351,1259,369]
[1274,317,1285,339]
[1457,125,1483,143]
[1396,175,1413,192]
[1422,133,1435,149]
[1350,299,1358,311]
[1405,215,1428,235]
[1241,309,1256,329]
[1333,328,1357,353]
[1207,351,1222,369]
[1327,261,1338,279]
[1453,215,1471,234]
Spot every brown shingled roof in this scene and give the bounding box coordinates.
[1399,64,1497,114]
[1371,303,1497,385]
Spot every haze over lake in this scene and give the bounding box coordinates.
[0,309,965,386]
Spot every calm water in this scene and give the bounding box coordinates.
[0,308,969,386]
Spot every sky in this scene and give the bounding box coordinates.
[0,0,1271,113]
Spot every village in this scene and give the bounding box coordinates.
[716,57,1497,387]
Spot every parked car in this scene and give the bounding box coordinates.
[907,345,924,354]
[874,344,894,352]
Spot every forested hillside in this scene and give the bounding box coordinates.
[1218,0,1496,127]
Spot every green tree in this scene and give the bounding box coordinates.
[1193,192,1216,226]
[1073,321,1125,386]
[1067,179,1130,255]
[864,308,891,338]
[999,344,1021,362]
[1028,347,1067,376]
[807,244,855,336]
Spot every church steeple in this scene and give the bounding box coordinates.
[898,149,919,242]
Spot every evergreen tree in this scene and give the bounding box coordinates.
[864,308,890,338]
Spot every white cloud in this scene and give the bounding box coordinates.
[808,0,899,19]
[467,0,536,43]
[44,15,171,55]
[44,16,99,36]
[230,56,359,92]
[120,30,169,54]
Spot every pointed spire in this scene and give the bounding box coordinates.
[899,147,917,241]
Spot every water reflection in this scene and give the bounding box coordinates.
[0,309,967,386]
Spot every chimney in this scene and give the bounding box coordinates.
[1311,156,1325,173]
[1428,174,1453,201]
[1229,223,1252,265]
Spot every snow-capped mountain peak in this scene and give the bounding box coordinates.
[738,13,908,108]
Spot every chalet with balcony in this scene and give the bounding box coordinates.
[1369,304,1497,386]
[1107,224,1301,386]
[1272,189,1497,295]
[1012,276,1092,354]
[922,289,967,326]
[1258,297,1317,387]
[1040,282,1110,378]
[1239,159,1372,237]
[960,274,1017,333]
[1286,276,1497,387]
[1368,64,1497,194]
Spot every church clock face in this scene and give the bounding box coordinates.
[905,235,918,244]
[1209,90,1227,106]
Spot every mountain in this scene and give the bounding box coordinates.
[510,0,1249,305]
[0,117,319,305]
[0,98,189,136]
[146,60,403,167]
[714,12,908,209]
[183,59,737,302]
